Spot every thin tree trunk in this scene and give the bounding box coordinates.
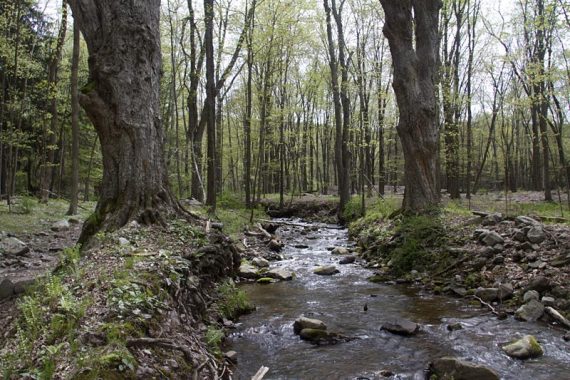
[67,20,80,215]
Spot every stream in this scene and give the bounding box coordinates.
[228,219,570,379]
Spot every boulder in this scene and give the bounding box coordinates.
[51,219,70,232]
[501,335,543,359]
[527,276,552,293]
[523,290,540,303]
[238,263,259,279]
[482,213,502,226]
[298,328,351,345]
[492,255,505,265]
[224,350,238,363]
[293,317,327,335]
[313,265,339,276]
[446,323,463,332]
[475,287,499,303]
[0,278,14,300]
[252,257,270,268]
[515,299,544,322]
[266,268,293,281]
[497,283,514,300]
[267,239,284,252]
[473,229,490,240]
[481,231,504,246]
[515,216,540,226]
[0,237,29,256]
[13,278,34,295]
[527,226,546,244]
[513,229,527,242]
[331,246,349,255]
[541,296,555,307]
[429,357,499,380]
[471,257,488,271]
[299,328,332,343]
[381,319,419,336]
[338,256,356,265]
[551,254,570,267]
[118,237,130,246]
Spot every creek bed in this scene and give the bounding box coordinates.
[228,219,570,379]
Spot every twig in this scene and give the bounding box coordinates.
[472,295,499,316]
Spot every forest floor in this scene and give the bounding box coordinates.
[0,199,254,379]
[349,190,570,337]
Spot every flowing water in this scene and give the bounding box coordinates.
[228,219,570,379]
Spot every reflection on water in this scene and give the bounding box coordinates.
[228,219,570,380]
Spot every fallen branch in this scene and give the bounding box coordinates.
[244,231,265,237]
[255,223,272,239]
[252,366,269,380]
[126,338,196,364]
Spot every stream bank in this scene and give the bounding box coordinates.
[231,217,570,379]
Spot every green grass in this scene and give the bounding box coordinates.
[441,191,570,223]
[216,280,253,320]
[0,197,96,234]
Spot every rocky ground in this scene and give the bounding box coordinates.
[0,218,84,335]
[353,210,570,342]
[0,214,252,379]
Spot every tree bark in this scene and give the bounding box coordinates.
[380,0,442,212]
[40,2,67,203]
[204,0,217,210]
[68,0,180,242]
[67,18,80,215]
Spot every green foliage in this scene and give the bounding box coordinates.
[217,191,245,209]
[169,219,207,246]
[349,197,400,235]
[342,196,363,222]
[14,195,36,214]
[106,278,166,323]
[0,199,95,234]
[3,269,89,375]
[217,280,253,320]
[388,214,447,275]
[204,327,224,357]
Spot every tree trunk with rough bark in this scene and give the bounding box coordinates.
[380,0,442,213]
[67,19,80,215]
[68,0,180,242]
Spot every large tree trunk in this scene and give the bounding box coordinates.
[380,0,442,212]
[68,0,179,242]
